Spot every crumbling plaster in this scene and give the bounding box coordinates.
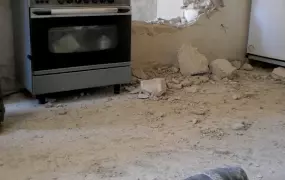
[132,0,250,69]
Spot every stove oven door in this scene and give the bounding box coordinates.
[29,7,131,74]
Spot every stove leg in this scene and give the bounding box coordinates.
[36,95,47,104]
[114,84,121,94]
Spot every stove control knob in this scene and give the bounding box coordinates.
[57,0,65,4]
[107,0,114,3]
[92,0,98,3]
[83,0,89,3]
[66,0,73,3]
[100,0,106,3]
[75,0,82,3]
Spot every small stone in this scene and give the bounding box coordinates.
[171,67,180,73]
[232,94,243,100]
[210,59,237,79]
[56,104,64,108]
[256,174,263,179]
[192,119,199,124]
[181,79,193,87]
[167,83,182,89]
[141,78,167,97]
[191,109,207,115]
[157,112,166,118]
[243,63,254,71]
[58,109,67,115]
[231,122,245,130]
[185,85,199,93]
[272,67,285,80]
[45,102,53,108]
[138,92,150,99]
[171,78,181,84]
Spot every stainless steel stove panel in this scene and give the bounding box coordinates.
[29,0,130,7]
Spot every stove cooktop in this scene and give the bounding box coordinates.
[29,0,130,7]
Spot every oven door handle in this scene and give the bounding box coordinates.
[31,7,131,18]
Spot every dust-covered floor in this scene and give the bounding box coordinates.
[1,67,285,180]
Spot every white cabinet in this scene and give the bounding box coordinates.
[247,0,285,65]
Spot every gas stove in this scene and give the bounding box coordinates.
[29,0,130,7]
[12,0,132,103]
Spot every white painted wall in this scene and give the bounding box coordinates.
[131,0,157,21]
[157,0,184,20]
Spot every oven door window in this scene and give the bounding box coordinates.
[48,25,118,53]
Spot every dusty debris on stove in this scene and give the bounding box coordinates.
[210,59,237,79]
[140,78,167,97]
[178,43,209,76]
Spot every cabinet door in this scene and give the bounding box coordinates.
[247,0,285,61]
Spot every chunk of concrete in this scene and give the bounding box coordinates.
[210,59,237,79]
[140,78,167,97]
[178,43,209,76]
[272,67,285,80]
[231,61,253,71]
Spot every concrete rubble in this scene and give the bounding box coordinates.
[272,67,285,80]
[167,83,183,90]
[210,59,237,79]
[178,43,209,76]
[132,68,149,80]
[140,78,167,97]
[231,60,253,71]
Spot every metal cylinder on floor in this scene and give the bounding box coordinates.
[185,166,249,180]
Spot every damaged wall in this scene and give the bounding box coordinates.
[132,0,250,69]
